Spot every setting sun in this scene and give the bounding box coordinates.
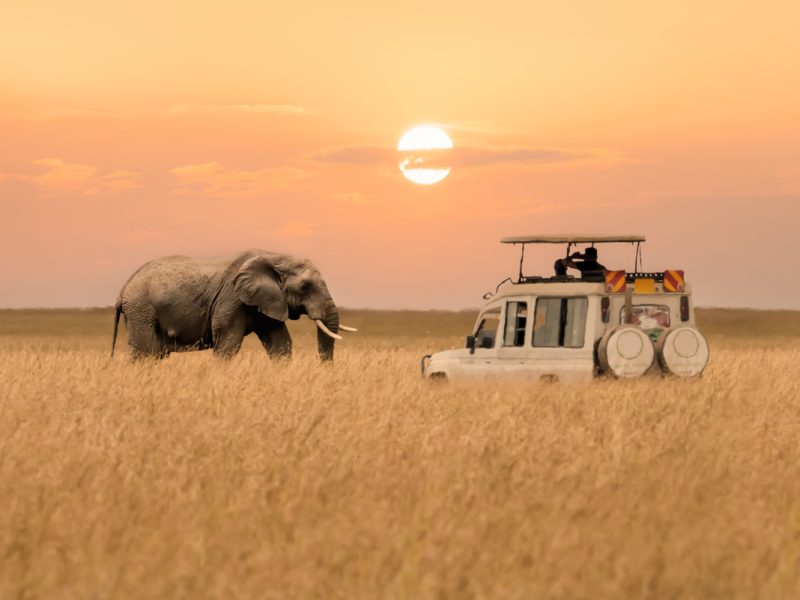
[397,125,453,185]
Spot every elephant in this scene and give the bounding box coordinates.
[110,249,355,361]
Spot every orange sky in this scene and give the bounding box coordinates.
[2,1,799,309]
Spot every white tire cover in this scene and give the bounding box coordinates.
[656,326,709,377]
[598,325,655,378]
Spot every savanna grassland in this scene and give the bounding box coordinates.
[1,308,799,598]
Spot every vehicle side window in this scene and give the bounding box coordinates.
[533,297,588,348]
[532,298,561,347]
[621,304,670,341]
[564,297,588,347]
[474,309,501,349]
[503,301,528,347]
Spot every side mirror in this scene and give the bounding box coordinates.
[466,335,476,353]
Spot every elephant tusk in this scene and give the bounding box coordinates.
[339,325,358,332]
[315,319,343,340]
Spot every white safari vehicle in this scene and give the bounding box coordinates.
[421,235,709,382]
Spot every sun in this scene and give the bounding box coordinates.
[397,125,453,185]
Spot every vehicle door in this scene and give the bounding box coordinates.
[495,297,534,375]
[459,306,502,377]
[529,295,596,382]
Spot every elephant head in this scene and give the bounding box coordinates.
[233,252,354,360]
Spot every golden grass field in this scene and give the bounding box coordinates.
[1,307,799,598]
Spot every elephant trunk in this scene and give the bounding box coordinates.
[316,302,339,362]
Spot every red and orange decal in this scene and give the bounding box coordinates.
[663,269,685,292]
[604,270,626,293]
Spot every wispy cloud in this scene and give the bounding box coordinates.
[13,104,311,120]
[461,146,634,170]
[166,104,311,116]
[12,108,123,120]
[314,144,635,170]
[169,162,309,197]
[0,159,140,195]
[313,146,395,165]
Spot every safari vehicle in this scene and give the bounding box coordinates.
[421,235,709,381]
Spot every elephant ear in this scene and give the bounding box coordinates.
[233,256,288,321]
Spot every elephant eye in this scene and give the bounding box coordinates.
[300,281,312,293]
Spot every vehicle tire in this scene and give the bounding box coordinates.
[598,325,655,378]
[656,326,709,377]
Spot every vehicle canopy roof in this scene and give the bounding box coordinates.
[501,234,645,244]
[500,234,648,281]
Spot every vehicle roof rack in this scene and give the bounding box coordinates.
[501,234,646,244]
[501,234,647,281]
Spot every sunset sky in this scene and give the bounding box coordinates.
[2,1,799,309]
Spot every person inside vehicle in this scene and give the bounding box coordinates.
[553,258,568,277]
[558,246,607,280]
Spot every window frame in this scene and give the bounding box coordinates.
[532,296,589,349]
[502,300,529,347]
[473,307,502,350]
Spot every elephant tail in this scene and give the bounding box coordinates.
[111,301,123,357]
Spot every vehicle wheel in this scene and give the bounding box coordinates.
[598,325,655,378]
[429,372,448,382]
[656,326,709,377]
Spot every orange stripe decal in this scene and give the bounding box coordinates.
[664,269,685,292]
[604,270,626,293]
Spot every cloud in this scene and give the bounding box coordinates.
[313,146,395,165]
[13,104,311,120]
[635,188,800,204]
[167,104,311,116]
[0,159,140,195]
[13,108,124,120]
[314,144,634,170]
[455,147,583,167]
[169,162,308,197]
[445,146,637,170]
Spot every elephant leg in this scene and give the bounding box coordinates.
[126,313,167,360]
[212,312,247,359]
[256,322,293,359]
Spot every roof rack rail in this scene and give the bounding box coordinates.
[502,233,647,281]
[501,234,646,244]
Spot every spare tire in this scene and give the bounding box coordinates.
[598,325,655,378]
[656,326,709,377]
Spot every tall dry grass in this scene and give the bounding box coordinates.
[1,308,799,598]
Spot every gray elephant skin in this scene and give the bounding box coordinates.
[111,249,349,361]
